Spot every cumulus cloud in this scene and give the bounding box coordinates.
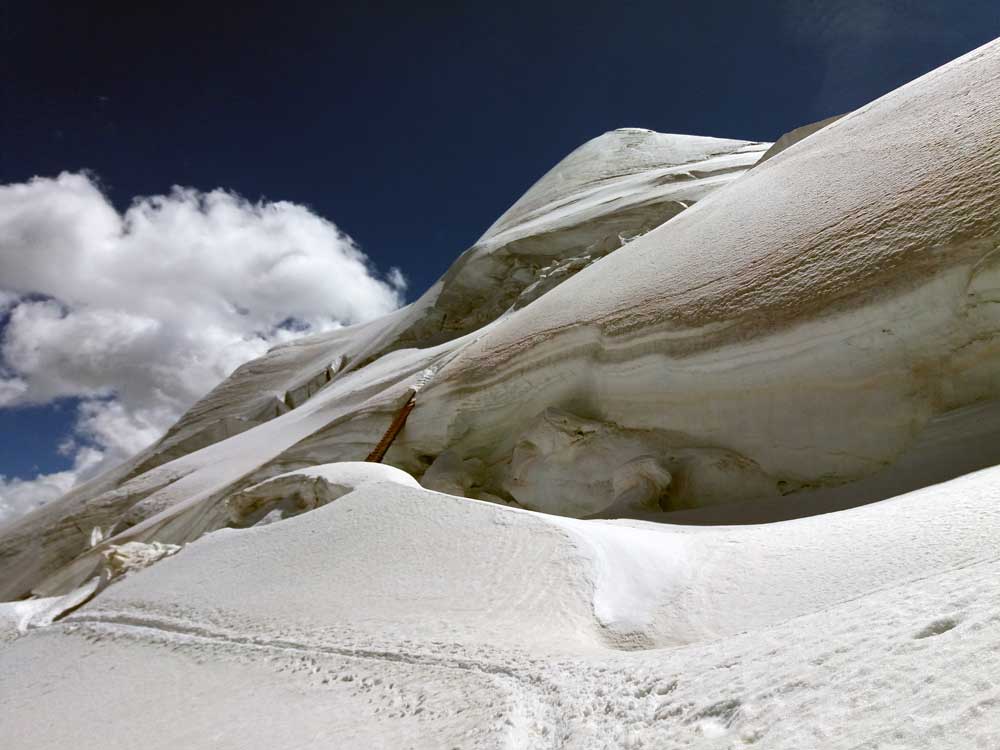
[0,172,405,524]
[0,446,104,522]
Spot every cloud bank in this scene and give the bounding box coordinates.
[0,172,405,523]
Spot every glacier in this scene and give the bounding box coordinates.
[2,36,1000,750]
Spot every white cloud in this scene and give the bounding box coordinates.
[0,172,405,525]
[0,376,28,407]
[0,446,104,525]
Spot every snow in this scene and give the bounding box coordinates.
[0,598,60,640]
[226,461,421,524]
[406,36,1000,515]
[753,113,844,165]
[102,541,180,577]
[3,35,1000,750]
[0,126,767,600]
[0,577,99,639]
[4,466,1000,747]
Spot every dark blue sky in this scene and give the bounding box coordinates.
[2,1,999,479]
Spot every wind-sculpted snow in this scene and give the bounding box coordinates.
[406,37,1000,515]
[753,113,843,165]
[0,335,466,598]
[5,38,1000,596]
[5,466,1000,747]
[5,35,1000,750]
[226,461,420,525]
[396,130,768,350]
[0,130,767,598]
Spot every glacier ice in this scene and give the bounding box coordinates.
[0,129,770,597]
[3,35,1000,750]
[6,38,1000,596]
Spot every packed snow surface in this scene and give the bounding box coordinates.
[5,466,1000,747]
[3,35,1000,750]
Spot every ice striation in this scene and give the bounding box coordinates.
[0,129,768,598]
[3,36,1000,750]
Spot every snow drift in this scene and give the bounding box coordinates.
[5,461,1000,747]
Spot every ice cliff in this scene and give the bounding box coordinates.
[0,128,770,598]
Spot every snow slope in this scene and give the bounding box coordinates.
[9,31,1000,596]
[4,463,1000,748]
[753,113,843,165]
[406,37,1000,514]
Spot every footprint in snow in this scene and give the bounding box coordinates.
[913,617,960,639]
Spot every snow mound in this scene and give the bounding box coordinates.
[5,464,1000,746]
[227,462,420,525]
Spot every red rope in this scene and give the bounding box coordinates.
[365,393,417,463]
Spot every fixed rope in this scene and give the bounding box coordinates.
[365,390,417,463]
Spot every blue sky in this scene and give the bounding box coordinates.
[1,1,998,498]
